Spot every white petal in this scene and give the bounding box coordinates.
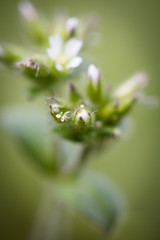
[56,63,63,71]
[47,48,56,60]
[66,17,79,33]
[65,38,83,59]
[66,57,82,69]
[49,35,62,58]
[51,103,61,113]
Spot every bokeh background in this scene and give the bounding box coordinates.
[0,0,160,239]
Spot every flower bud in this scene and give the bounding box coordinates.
[114,72,148,99]
[18,1,37,22]
[73,105,93,129]
[116,97,136,116]
[66,17,79,36]
[88,64,100,88]
[99,96,136,124]
[106,97,136,124]
[69,82,81,103]
[87,64,101,103]
[18,2,47,44]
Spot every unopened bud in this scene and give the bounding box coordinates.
[99,96,136,124]
[73,105,93,129]
[87,64,101,103]
[18,2,47,44]
[69,82,81,103]
[88,64,100,88]
[116,97,136,116]
[18,1,37,22]
[66,17,79,36]
[114,72,148,99]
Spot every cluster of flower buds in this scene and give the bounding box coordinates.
[0,2,152,231]
[0,1,97,96]
[49,64,148,142]
[0,1,149,143]
[50,100,94,129]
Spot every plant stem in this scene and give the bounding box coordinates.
[29,184,74,240]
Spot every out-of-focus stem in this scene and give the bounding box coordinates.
[29,186,61,240]
[71,143,94,175]
[30,184,74,240]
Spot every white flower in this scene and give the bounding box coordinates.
[50,103,61,113]
[18,1,37,21]
[66,17,79,34]
[47,34,83,72]
[61,111,71,122]
[88,64,100,89]
[55,111,71,122]
[114,72,148,99]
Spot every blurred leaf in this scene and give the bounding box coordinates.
[2,108,58,175]
[56,139,83,172]
[56,170,124,233]
[0,43,26,64]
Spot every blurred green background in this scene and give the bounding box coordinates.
[0,0,160,239]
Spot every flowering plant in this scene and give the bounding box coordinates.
[0,1,151,239]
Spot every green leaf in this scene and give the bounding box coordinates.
[2,108,58,175]
[0,43,25,64]
[56,170,124,233]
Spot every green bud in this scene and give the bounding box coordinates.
[18,1,37,22]
[99,101,118,122]
[113,72,148,99]
[87,64,101,103]
[66,17,79,37]
[69,82,82,103]
[73,105,93,129]
[116,96,137,116]
[18,2,48,44]
[99,96,137,124]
